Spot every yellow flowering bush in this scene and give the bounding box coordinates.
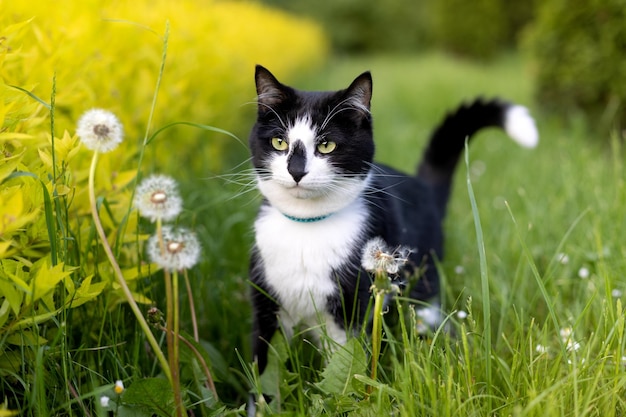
[0,0,327,389]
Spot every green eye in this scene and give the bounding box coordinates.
[317,141,337,154]
[271,137,289,151]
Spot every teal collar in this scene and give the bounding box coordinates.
[283,213,333,223]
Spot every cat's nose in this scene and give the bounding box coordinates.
[287,141,308,183]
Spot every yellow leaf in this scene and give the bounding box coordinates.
[0,276,23,315]
[111,169,137,191]
[131,291,153,305]
[0,299,10,328]
[122,263,156,281]
[2,17,35,36]
[0,241,11,258]
[55,184,72,196]
[65,275,107,308]
[0,152,23,183]
[0,132,35,141]
[5,331,47,346]
[28,262,74,305]
[14,309,60,329]
[0,188,39,236]
[37,148,53,169]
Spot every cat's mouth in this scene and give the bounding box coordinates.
[286,183,318,199]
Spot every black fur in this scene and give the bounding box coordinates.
[248,65,529,379]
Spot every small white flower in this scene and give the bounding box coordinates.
[578,267,590,279]
[114,379,124,394]
[134,174,183,222]
[612,289,623,298]
[567,340,581,352]
[559,327,581,351]
[456,310,468,320]
[535,344,548,354]
[148,226,201,271]
[100,395,110,407]
[361,237,412,275]
[454,265,465,275]
[416,305,442,327]
[559,327,572,341]
[76,109,124,153]
[557,253,569,265]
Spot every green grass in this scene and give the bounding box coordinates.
[211,52,626,415]
[5,51,626,416]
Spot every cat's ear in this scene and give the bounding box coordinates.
[344,71,372,113]
[255,65,288,110]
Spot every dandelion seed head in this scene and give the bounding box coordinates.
[148,226,201,271]
[361,237,412,275]
[76,109,124,153]
[134,175,182,222]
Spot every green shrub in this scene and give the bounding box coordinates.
[523,0,626,132]
[262,0,433,52]
[263,0,534,58]
[432,0,535,60]
[0,2,327,413]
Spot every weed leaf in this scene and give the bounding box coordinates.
[317,338,367,395]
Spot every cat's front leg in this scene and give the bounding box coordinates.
[250,283,279,374]
[248,281,279,417]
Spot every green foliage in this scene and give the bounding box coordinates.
[262,0,433,52]
[262,0,535,58]
[523,0,626,132]
[432,0,539,60]
[0,1,327,415]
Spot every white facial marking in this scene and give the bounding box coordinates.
[257,113,371,219]
[287,116,317,149]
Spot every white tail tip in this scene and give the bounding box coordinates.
[504,105,539,148]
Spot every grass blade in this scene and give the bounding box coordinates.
[464,141,492,409]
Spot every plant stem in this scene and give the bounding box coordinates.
[184,269,199,342]
[156,220,184,416]
[369,275,386,391]
[159,324,219,402]
[172,270,184,416]
[88,151,172,384]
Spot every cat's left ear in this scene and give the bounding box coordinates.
[255,65,289,110]
[344,71,372,113]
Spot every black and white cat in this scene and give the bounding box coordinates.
[248,65,538,376]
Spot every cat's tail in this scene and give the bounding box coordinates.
[417,98,538,215]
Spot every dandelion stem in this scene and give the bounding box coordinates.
[184,269,199,342]
[172,270,184,416]
[158,324,219,402]
[369,273,387,391]
[156,219,184,416]
[88,151,172,384]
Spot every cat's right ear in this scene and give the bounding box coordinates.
[345,71,373,114]
[255,65,287,111]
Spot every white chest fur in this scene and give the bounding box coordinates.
[254,200,368,330]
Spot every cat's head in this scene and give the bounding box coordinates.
[249,65,374,219]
